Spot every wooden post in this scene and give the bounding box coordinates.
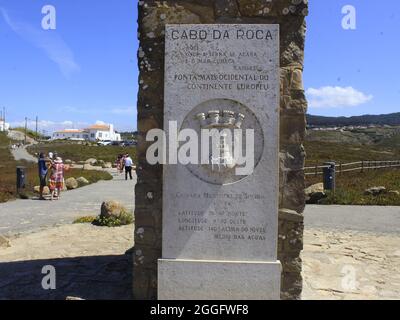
[315,162,318,177]
[361,160,364,173]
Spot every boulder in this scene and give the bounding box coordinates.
[102,162,112,169]
[76,177,90,186]
[83,164,95,170]
[97,160,105,165]
[64,159,73,165]
[307,192,327,204]
[305,183,326,204]
[305,183,324,195]
[365,186,387,196]
[85,158,97,165]
[100,201,127,219]
[65,177,79,190]
[33,186,50,195]
[388,190,400,196]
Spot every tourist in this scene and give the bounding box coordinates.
[124,154,133,180]
[121,154,126,173]
[38,153,49,200]
[116,154,124,174]
[49,157,65,200]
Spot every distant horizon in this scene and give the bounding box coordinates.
[308,111,400,118]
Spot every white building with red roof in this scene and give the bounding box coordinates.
[52,123,121,141]
[0,117,10,132]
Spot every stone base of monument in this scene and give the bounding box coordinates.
[158,259,281,300]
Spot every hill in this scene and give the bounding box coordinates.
[307,113,400,127]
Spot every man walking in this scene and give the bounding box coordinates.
[124,154,133,180]
[38,153,49,200]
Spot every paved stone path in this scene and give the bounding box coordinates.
[0,224,134,300]
[302,205,400,300]
[302,229,400,300]
[0,170,136,236]
[1,198,399,299]
[304,205,400,234]
[10,145,37,162]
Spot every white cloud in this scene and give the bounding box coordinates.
[9,120,88,134]
[306,86,373,108]
[0,7,80,78]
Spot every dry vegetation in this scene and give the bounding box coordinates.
[305,129,400,205]
[0,133,112,203]
[28,141,136,164]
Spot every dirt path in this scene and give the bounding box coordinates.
[304,205,400,234]
[10,145,37,162]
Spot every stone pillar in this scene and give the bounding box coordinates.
[134,0,308,300]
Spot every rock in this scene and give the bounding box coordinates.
[33,186,50,195]
[305,183,324,195]
[64,159,73,165]
[365,186,387,196]
[388,190,400,196]
[65,177,79,190]
[100,201,127,219]
[0,235,11,248]
[305,183,326,204]
[85,158,97,165]
[102,162,112,169]
[76,177,90,186]
[307,192,327,204]
[98,160,105,165]
[83,164,95,170]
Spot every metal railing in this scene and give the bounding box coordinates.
[304,160,400,176]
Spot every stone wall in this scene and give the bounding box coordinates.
[134,0,308,300]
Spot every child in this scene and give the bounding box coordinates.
[49,157,65,200]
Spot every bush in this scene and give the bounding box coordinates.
[92,210,134,227]
[73,216,97,224]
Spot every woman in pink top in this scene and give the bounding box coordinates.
[49,157,65,200]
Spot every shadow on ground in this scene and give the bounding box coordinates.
[0,253,133,300]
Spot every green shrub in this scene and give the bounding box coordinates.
[73,216,97,224]
[92,210,134,227]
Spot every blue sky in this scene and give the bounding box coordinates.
[0,0,138,133]
[0,1,399,133]
[305,0,400,117]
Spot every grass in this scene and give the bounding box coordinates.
[28,141,136,164]
[73,216,97,224]
[73,210,134,227]
[305,135,400,205]
[92,210,134,227]
[0,133,16,202]
[12,127,45,140]
[304,140,400,166]
[0,133,113,203]
[306,169,400,206]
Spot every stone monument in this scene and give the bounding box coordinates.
[134,0,308,300]
[158,24,281,300]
